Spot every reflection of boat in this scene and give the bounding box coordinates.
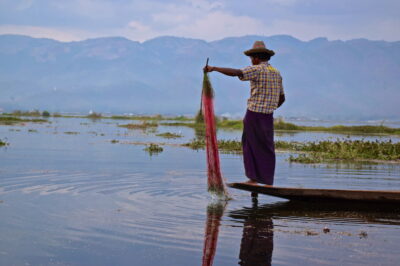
[229,199,400,265]
[229,200,400,226]
[228,183,400,204]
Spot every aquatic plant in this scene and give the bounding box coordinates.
[87,112,102,119]
[111,139,119,144]
[118,121,158,130]
[0,139,8,146]
[185,138,400,163]
[42,111,50,117]
[144,143,163,155]
[64,131,79,135]
[156,132,183,139]
[0,116,48,125]
[110,114,192,121]
[12,110,41,117]
[289,139,400,163]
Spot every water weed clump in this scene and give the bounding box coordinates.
[288,139,400,163]
[0,116,47,125]
[0,139,8,146]
[184,139,242,154]
[42,111,50,117]
[87,112,102,119]
[110,114,192,121]
[144,143,163,156]
[64,131,79,135]
[156,132,183,139]
[11,110,41,117]
[184,138,400,163]
[118,121,158,130]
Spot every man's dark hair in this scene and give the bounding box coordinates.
[251,53,271,61]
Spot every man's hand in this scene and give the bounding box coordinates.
[203,65,214,73]
[203,66,243,77]
[278,94,285,108]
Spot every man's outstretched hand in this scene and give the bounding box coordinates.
[203,65,214,73]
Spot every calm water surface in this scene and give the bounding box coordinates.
[1,117,399,265]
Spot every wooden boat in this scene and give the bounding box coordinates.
[228,182,400,203]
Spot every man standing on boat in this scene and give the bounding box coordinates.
[203,41,285,185]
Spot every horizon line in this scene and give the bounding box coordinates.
[1,33,399,44]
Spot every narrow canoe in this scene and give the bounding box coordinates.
[228,182,400,203]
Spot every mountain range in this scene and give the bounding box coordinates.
[1,34,399,120]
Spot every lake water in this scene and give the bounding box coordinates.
[1,117,400,265]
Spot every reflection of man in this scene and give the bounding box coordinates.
[239,216,274,266]
[204,41,285,185]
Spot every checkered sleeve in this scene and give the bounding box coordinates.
[239,65,259,81]
[279,75,284,95]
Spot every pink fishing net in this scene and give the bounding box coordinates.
[202,73,227,196]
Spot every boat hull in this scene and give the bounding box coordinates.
[228,183,400,203]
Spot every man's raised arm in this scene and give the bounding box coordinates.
[204,66,243,78]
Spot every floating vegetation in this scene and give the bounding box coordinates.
[118,121,158,130]
[64,131,79,135]
[288,139,400,163]
[183,139,242,154]
[164,117,400,135]
[111,139,119,144]
[0,116,48,125]
[0,139,8,146]
[87,112,102,119]
[109,114,193,121]
[11,110,41,116]
[144,143,164,155]
[156,132,183,139]
[28,129,38,133]
[42,111,50,117]
[184,138,400,163]
[273,117,400,135]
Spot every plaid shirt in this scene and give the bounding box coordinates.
[239,61,284,114]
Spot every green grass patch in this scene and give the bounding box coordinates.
[288,139,400,163]
[163,116,400,135]
[183,139,242,154]
[0,139,8,146]
[118,121,158,130]
[64,131,79,135]
[87,112,102,119]
[11,110,41,116]
[156,132,183,139]
[0,116,48,125]
[109,114,193,121]
[144,143,164,155]
[183,138,400,163]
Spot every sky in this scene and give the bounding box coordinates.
[0,0,399,42]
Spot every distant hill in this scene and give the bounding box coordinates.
[1,34,399,120]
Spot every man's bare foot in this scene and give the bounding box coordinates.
[244,179,258,184]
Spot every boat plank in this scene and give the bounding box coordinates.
[228,183,400,203]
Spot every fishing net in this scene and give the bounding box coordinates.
[201,72,228,197]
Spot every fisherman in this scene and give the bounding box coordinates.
[203,41,285,186]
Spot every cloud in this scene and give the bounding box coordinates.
[0,0,399,42]
[165,11,266,40]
